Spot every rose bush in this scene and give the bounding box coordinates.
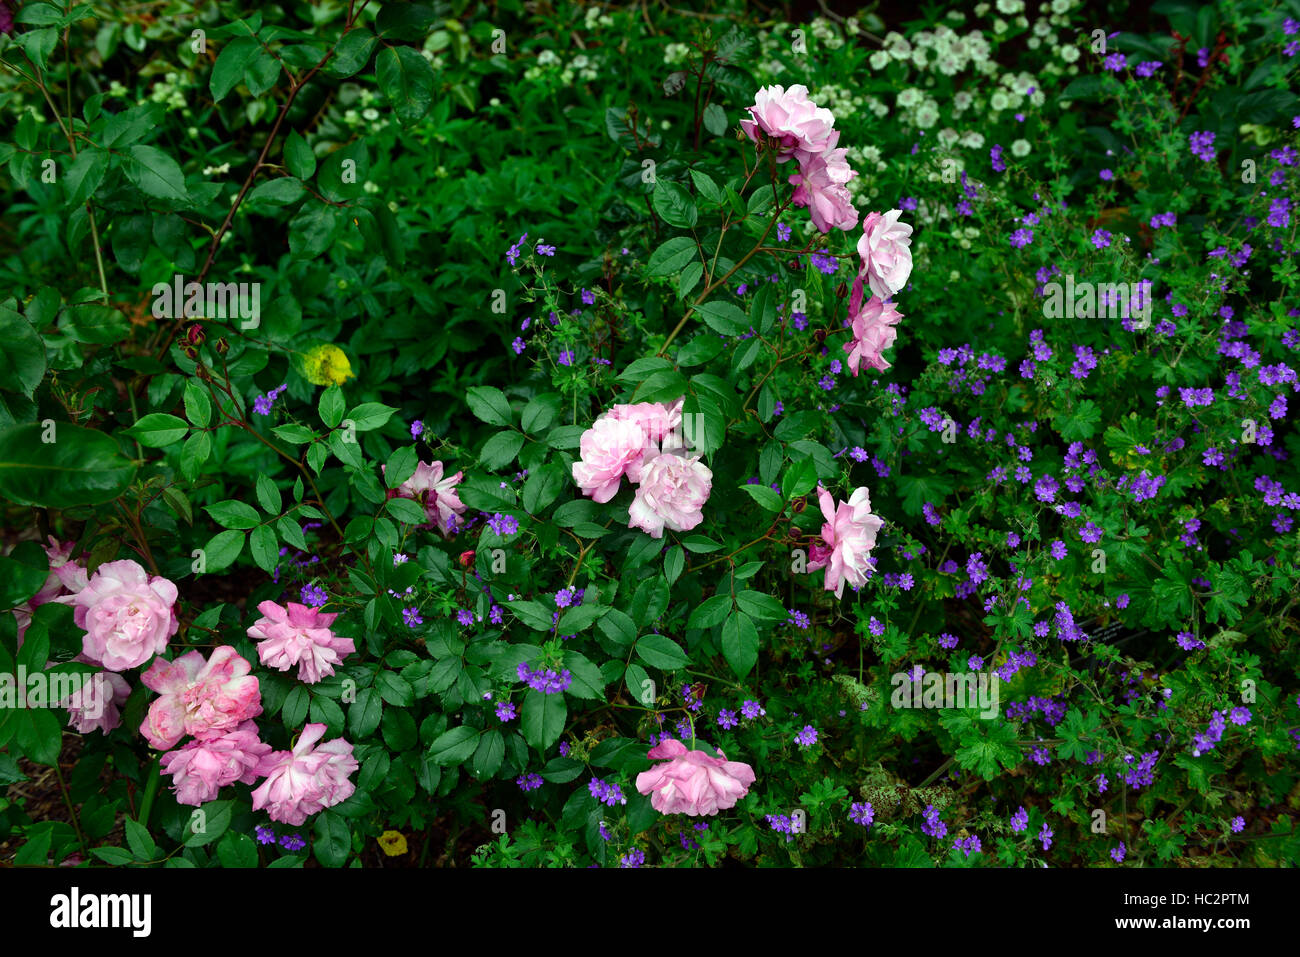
[0,0,1296,872]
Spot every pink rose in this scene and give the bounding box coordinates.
[572,415,652,503]
[60,670,131,735]
[627,452,713,538]
[857,209,914,301]
[72,559,178,672]
[160,721,271,806]
[789,131,859,233]
[635,738,756,816]
[740,84,836,164]
[383,460,467,536]
[604,397,685,455]
[843,278,903,374]
[13,537,87,647]
[250,723,359,826]
[247,600,354,685]
[140,645,262,750]
[807,486,884,598]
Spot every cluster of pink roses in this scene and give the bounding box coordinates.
[572,398,714,538]
[145,646,270,806]
[741,83,857,233]
[741,84,913,373]
[383,459,467,536]
[10,541,359,821]
[148,602,358,815]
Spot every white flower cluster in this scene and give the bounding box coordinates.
[525,47,601,84]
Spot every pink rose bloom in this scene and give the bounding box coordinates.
[140,646,262,750]
[843,278,903,374]
[250,723,359,826]
[635,738,756,816]
[247,600,354,684]
[72,559,178,672]
[789,131,859,233]
[857,209,914,301]
[14,537,87,646]
[807,486,884,598]
[60,670,131,735]
[740,84,836,164]
[604,397,684,450]
[627,452,712,538]
[160,721,271,806]
[573,415,652,502]
[383,460,467,536]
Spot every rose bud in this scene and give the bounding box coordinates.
[835,281,848,299]
[186,324,205,347]
[215,337,230,355]
[457,550,476,568]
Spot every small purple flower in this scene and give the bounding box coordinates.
[495,701,517,722]
[794,725,819,748]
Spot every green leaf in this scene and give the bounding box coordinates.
[345,402,397,431]
[312,810,351,867]
[0,422,136,507]
[376,46,435,126]
[0,554,54,609]
[638,367,691,405]
[216,831,259,868]
[200,529,245,572]
[511,600,557,632]
[211,36,259,101]
[183,379,212,429]
[244,50,281,98]
[690,168,724,204]
[246,177,306,206]
[687,593,732,630]
[124,145,188,202]
[124,817,158,861]
[376,670,414,707]
[466,386,513,427]
[64,149,110,207]
[635,634,690,670]
[248,525,278,572]
[721,611,759,677]
[522,464,565,514]
[347,687,383,738]
[561,650,606,700]
[739,483,783,513]
[473,728,505,779]
[652,181,698,228]
[695,300,748,336]
[183,799,232,847]
[646,236,698,276]
[480,431,525,469]
[254,473,281,515]
[60,303,130,344]
[284,129,316,179]
[319,384,345,429]
[734,590,786,621]
[953,721,1021,780]
[558,603,609,634]
[204,499,261,529]
[0,306,46,398]
[521,689,567,750]
[124,413,188,448]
